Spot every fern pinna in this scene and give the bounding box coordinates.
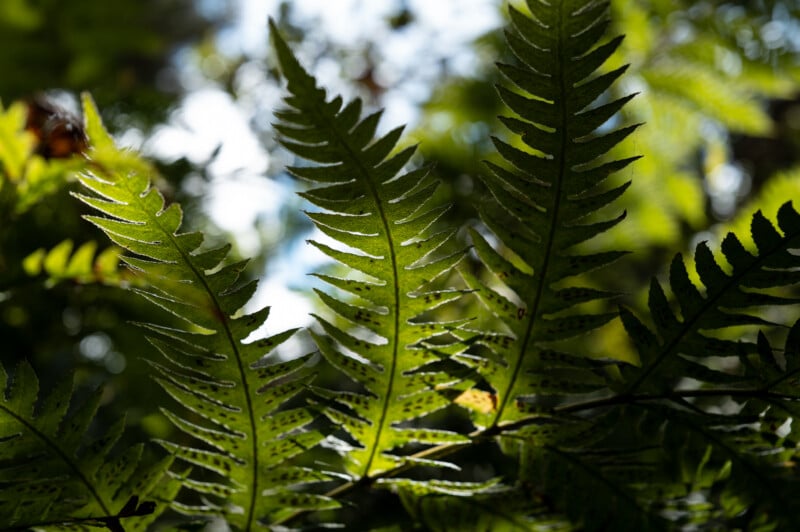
[73,95,332,528]
[23,239,132,288]
[460,0,636,429]
[0,359,174,530]
[271,22,468,481]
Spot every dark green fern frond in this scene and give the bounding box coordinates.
[492,407,676,531]
[271,22,468,479]
[621,202,800,393]
[0,360,172,530]
[399,484,570,531]
[529,444,666,531]
[633,398,800,529]
[400,427,670,531]
[73,95,332,528]
[618,205,800,528]
[461,0,637,428]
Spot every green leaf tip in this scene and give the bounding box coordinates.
[80,91,115,152]
[269,17,317,96]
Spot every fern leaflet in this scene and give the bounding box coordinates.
[23,239,134,288]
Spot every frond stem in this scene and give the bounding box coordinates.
[273,386,799,526]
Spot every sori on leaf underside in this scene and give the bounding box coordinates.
[3,0,800,530]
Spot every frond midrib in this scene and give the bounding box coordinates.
[115,175,261,527]
[300,98,401,478]
[492,2,568,425]
[493,387,797,437]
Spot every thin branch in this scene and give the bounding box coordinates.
[274,386,799,526]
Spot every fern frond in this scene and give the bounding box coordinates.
[621,202,800,393]
[398,484,569,531]
[73,94,332,528]
[271,22,468,479]
[632,398,800,529]
[643,63,772,136]
[0,360,173,529]
[529,444,666,531]
[462,0,637,428]
[22,239,135,288]
[617,205,800,528]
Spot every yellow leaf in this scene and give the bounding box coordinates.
[454,389,497,415]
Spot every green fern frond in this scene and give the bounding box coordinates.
[399,484,570,531]
[529,444,666,531]
[617,205,800,527]
[642,63,773,135]
[73,94,332,528]
[461,0,637,428]
[271,21,468,479]
[22,239,135,288]
[621,202,800,394]
[0,359,173,529]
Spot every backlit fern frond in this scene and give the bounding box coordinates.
[460,0,637,428]
[73,94,332,528]
[0,360,172,530]
[271,22,468,479]
[22,239,135,288]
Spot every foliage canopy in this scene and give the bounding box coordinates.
[1,0,800,530]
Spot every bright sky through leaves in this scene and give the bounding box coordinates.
[140,0,501,335]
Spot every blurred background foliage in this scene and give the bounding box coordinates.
[0,0,798,527]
